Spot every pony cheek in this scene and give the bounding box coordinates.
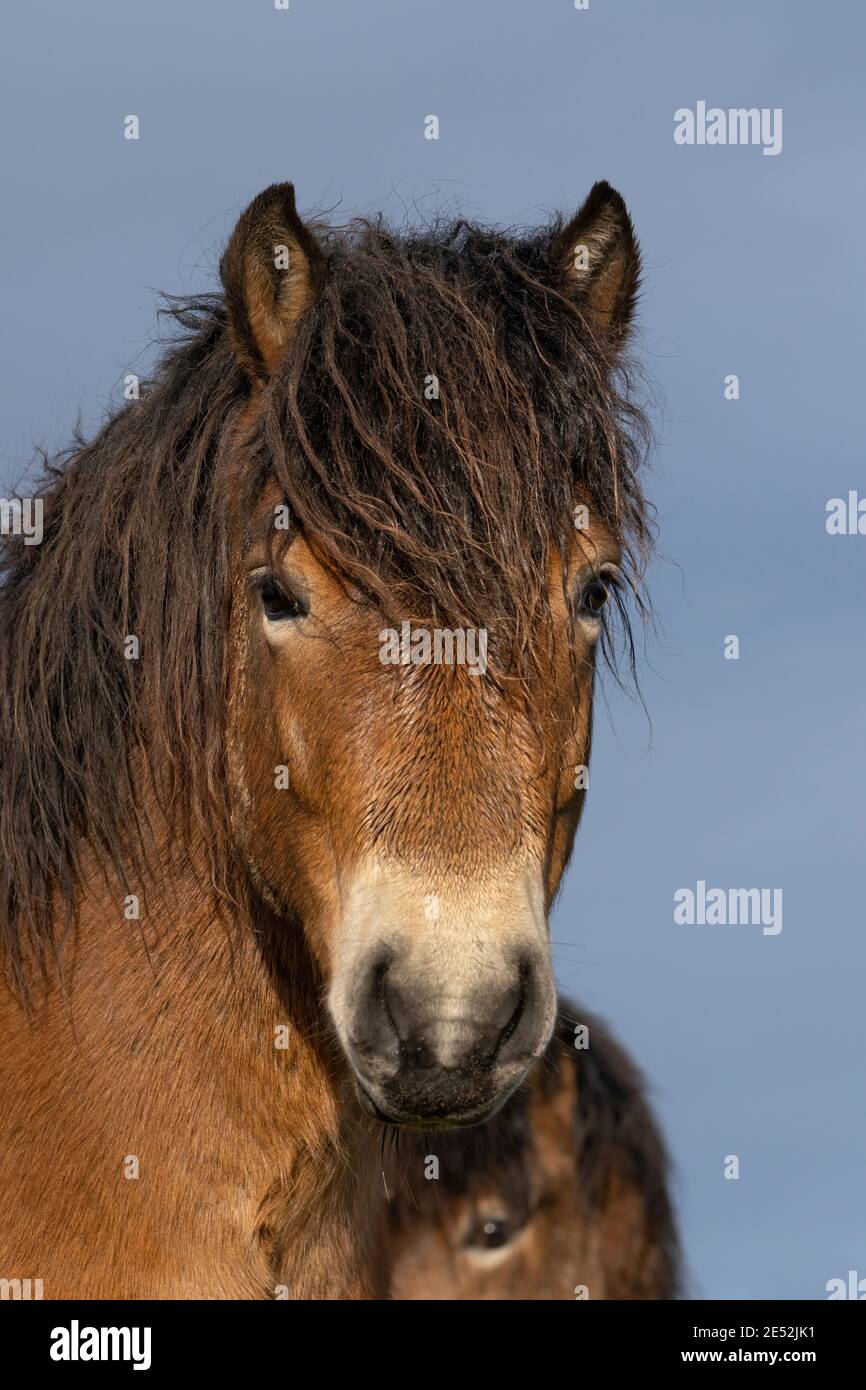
[544,798,584,905]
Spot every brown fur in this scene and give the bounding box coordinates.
[0,182,654,1297]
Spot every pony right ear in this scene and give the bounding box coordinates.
[551,181,640,349]
[220,183,324,383]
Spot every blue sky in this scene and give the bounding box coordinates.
[1,0,863,1298]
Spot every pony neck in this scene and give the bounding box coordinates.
[1,826,385,1297]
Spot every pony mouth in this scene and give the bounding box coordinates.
[352,1070,523,1131]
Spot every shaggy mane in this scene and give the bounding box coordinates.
[0,213,653,988]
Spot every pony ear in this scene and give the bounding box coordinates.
[220,183,324,382]
[552,181,640,347]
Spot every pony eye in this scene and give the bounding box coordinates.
[257,578,306,622]
[577,567,620,621]
[464,1217,513,1251]
[581,579,609,615]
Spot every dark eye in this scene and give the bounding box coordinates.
[464,1216,513,1251]
[257,577,306,622]
[580,578,609,616]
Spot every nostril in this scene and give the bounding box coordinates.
[347,951,400,1063]
[491,955,549,1070]
[494,961,530,1059]
[372,957,390,1004]
[382,970,414,1041]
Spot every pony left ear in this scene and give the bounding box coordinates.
[220,183,325,383]
[552,181,640,347]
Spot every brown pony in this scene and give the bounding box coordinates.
[386,999,680,1299]
[0,181,652,1298]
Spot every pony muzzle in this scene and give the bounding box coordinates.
[328,868,556,1127]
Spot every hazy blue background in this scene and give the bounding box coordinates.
[1,1,863,1298]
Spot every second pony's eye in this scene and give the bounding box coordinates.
[257,577,307,622]
[464,1216,514,1251]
